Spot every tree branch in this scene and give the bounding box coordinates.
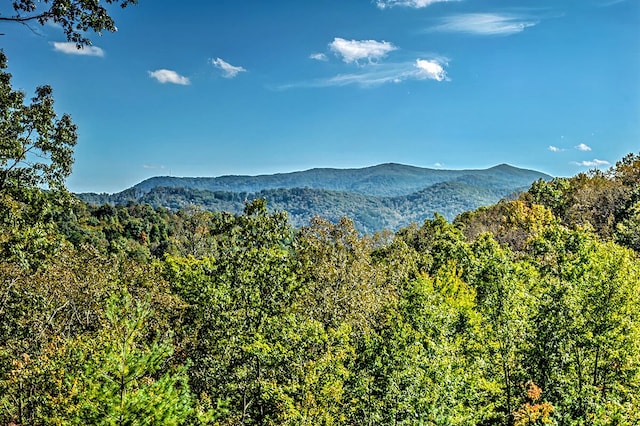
[0,14,46,38]
[0,12,51,24]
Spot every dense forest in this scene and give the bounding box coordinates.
[0,142,640,425]
[2,2,640,424]
[2,140,640,423]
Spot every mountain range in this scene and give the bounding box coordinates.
[77,163,552,233]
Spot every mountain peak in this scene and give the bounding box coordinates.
[488,163,518,171]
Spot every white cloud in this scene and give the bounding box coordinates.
[434,162,444,167]
[143,164,166,169]
[148,69,190,85]
[414,59,448,81]
[300,58,449,88]
[548,145,564,152]
[52,41,104,57]
[433,13,538,35]
[329,38,397,64]
[212,57,247,78]
[377,0,456,9]
[575,143,592,151]
[572,159,610,167]
[310,53,328,61]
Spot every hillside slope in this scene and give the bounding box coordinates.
[77,163,551,232]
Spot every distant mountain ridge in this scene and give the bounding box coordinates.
[77,163,552,232]
[111,163,547,197]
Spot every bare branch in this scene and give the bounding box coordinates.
[0,13,46,38]
[0,12,51,24]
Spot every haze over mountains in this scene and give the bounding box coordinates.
[78,163,551,233]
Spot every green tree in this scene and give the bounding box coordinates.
[615,198,640,251]
[72,290,202,425]
[0,64,76,193]
[521,152,639,246]
[295,217,391,332]
[164,201,300,424]
[611,152,640,188]
[0,0,140,267]
[455,200,557,252]
[171,206,216,258]
[470,234,535,423]
[397,213,473,279]
[0,0,137,47]
[0,51,77,266]
[524,178,571,220]
[526,225,640,423]
[345,266,489,425]
[1,289,208,425]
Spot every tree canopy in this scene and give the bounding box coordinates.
[2,151,639,423]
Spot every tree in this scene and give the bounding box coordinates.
[1,289,210,425]
[164,201,301,424]
[171,206,216,258]
[521,153,640,245]
[396,213,473,279]
[615,199,640,251]
[611,152,640,188]
[0,47,76,266]
[470,234,535,423]
[71,290,202,425]
[0,0,139,191]
[526,225,640,423]
[0,54,77,194]
[344,267,489,425]
[295,216,390,332]
[455,200,557,252]
[0,0,137,47]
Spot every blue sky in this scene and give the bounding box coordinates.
[2,0,638,193]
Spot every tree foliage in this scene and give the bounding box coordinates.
[1,0,137,47]
[0,51,78,266]
[0,56,76,193]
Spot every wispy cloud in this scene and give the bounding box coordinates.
[212,58,247,78]
[376,0,458,9]
[433,13,538,35]
[548,145,564,152]
[310,52,328,61]
[575,143,592,151]
[286,57,449,88]
[572,159,610,167]
[293,36,448,89]
[52,41,104,57]
[148,69,190,85]
[329,38,397,64]
[143,164,166,170]
[598,0,628,6]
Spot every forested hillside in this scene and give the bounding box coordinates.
[88,163,549,197]
[2,150,639,425]
[78,164,550,232]
[2,2,638,425]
